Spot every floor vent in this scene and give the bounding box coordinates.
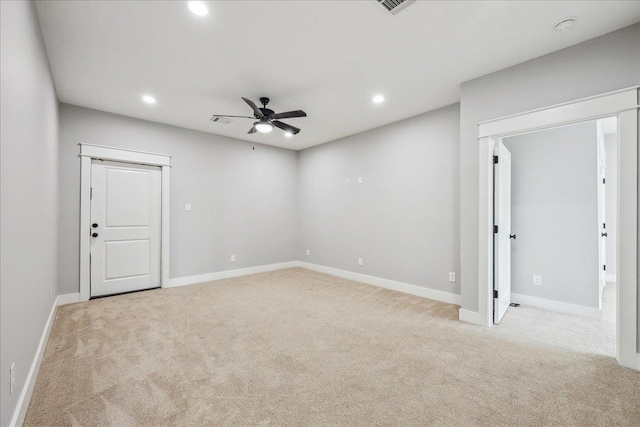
[210,116,232,124]
[377,0,415,15]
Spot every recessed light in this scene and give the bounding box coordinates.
[142,95,156,104]
[372,94,385,104]
[555,17,576,32]
[284,132,293,138]
[188,1,208,17]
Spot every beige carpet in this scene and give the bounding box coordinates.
[25,268,640,426]
[495,282,616,357]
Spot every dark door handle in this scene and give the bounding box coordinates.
[510,234,516,239]
[601,232,608,237]
[92,223,98,228]
[92,232,99,238]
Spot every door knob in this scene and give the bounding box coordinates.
[92,232,99,238]
[92,223,98,228]
[601,232,608,237]
[510,234,516,239]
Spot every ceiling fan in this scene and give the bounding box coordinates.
[212,97,307,135]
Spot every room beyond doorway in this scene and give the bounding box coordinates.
[496,282,616,356]
[493,117,617,356]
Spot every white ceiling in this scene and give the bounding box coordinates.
[36,1,639,150]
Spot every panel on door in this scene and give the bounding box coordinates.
[90,160,161,297]
[494,141,512,324]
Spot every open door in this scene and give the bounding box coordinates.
[596,120,607,307]
[494,140,512,324]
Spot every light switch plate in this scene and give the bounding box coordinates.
[185,203,192,212]
[345,178,350,186]
[533,275,542,286]
[231,255,236,262]
[449,272,456,283]
[358,176,363,184]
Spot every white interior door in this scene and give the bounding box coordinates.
[90,160,161,297]
[596,121,607,306]
[494,140,512,324]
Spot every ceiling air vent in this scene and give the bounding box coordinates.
[210,116,231,124]
[377,0,415,15]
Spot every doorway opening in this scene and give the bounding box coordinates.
[492,118,618,356]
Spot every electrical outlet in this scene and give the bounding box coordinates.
[306,249,310,256]
[49,285,52,300]
[449,272,456,283]
[345,178,350,186]
[231,255,236,263]
[10,363,15,394]
[533,275,542,286]
[185,203,192,212]
[358,258,363,266]
[358,176,363,184]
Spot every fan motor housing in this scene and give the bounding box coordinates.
[259,108,275,117]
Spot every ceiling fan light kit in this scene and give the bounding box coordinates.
[212,97,307,138]
[255,121,273,133]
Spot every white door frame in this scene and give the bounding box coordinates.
[79,143,171,301]
[475,86,639,370]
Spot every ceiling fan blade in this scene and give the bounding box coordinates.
[273,120,300,135]
[271,110,307,120]
[211,115,255,119]
[241,97,264,118]
[248,126,257,134]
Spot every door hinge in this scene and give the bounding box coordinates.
[603,223,606,229]
[603,178,606,184]
[90,187,93,200]
[493,155,499,164]
[603,265,606,271]
[493,290,498,298]
[494,225,498,234]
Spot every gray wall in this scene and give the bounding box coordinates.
[503,122,598,308]
[459,24,640,314]
[58,104,298,295]
[605,133,617,276]
[0,2,60,425]
[298,104,460,295]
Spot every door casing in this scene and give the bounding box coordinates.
[470,86,640,371]
[79,143,171,301]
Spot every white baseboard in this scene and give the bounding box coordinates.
[165,260,460,307]
[605,274,617,283]
[10,299,58,427]
[165,261,300,288]
[57,293,80,306]
[10,292,87,426]
[298,262,461,306]
[458,308,488,326]
[511,293,603,320]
